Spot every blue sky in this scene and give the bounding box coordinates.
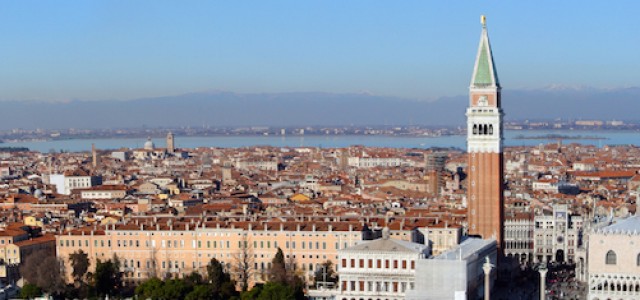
[0,1,638,101]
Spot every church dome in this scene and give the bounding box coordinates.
[144,138,155,150]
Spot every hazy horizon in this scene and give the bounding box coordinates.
[0,86,639,130]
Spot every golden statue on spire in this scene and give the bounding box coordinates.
[481,15,486,27]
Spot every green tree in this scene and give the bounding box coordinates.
[240,284,263,300]
[185,284,214,300]
[159,279,189,299]
[256,282,295,300]
[19,283,42,299]
[269,248,287,284]
[69,249,90,286]
[184,271,204,288]
[207,258,230,290]
[135,277,164,300]
[93,257,122,297]
[219,281,239,299]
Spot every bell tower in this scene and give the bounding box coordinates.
[166,132,175,153]
[466,15,504,249]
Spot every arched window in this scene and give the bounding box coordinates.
[473,124,478,135]
[606,250,617,265]
[489,124,493,134]
[483,124,488,135]
[637,253,640,266]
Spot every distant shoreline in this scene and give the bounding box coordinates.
[513,134,607,140]
[2,133,464,143]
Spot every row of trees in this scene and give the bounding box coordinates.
[134,248,307,300]
[135,258,237,300]
[20,246,337,299]
[20,249,125,299]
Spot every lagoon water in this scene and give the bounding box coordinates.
[4,130,640,153]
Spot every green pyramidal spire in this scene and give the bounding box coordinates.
[471,17,500,88]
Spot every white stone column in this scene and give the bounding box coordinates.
[483,257,494,300]
[539,263,548,300]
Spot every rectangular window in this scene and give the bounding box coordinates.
[411,261,415,269]
[377,259,381,268]
[393,260,398,269]
[342,259,347,268]
[368,259,373,268]
[385,260,389,268]
[350,259,355,268]
[402,260,407,269]
[359,259,364,268]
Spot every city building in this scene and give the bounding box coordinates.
[504,212,534,263]
[49,169,102,195]
[56,220,367,285]
[532,204,583,263]
[406,238,497,300]
[586,216,640,300]
[335,229,429,300]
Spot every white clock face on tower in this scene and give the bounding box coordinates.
[477,95,488,107]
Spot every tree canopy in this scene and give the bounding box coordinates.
[20,251,65,296]
[93,257,123,297]
[69,249,90,285]
[135,258,238,300]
